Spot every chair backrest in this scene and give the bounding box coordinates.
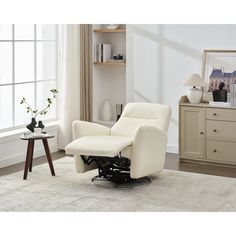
[111,103,171,139]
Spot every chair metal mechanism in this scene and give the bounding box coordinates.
[81,154,133,184]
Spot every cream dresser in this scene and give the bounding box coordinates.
[179,96,236,166]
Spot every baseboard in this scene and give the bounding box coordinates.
[0,144,59,168]
[167,145,178,154]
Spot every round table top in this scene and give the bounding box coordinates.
[20,133,54,140]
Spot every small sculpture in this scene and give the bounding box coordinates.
[26,118,37,132]
[212,82,227,102]
[37,120,45,130]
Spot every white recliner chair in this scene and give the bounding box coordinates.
[65,103,171,183]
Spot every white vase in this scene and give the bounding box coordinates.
[101,99,112,121]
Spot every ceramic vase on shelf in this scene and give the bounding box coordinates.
[101,99,112,121]
[26,118,37,132]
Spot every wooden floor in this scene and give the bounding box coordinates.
[0,151,65,177]
[165,153,236,178]
[1,151,236,178]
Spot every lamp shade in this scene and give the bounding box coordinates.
[183,74,206,87]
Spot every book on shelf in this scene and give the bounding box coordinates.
[95,44,102,63]
[95,43,111,63]
[209,101,230,107]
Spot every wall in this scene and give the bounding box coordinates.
[126,24,236,153]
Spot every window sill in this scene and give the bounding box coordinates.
[0,121,59,144]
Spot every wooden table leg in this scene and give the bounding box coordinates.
[42,139,55,176]
[29,140,35,172]
[23,139,34,180]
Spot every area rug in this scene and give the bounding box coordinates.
[0,157,236,212]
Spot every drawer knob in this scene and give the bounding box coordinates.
[213,129,217,132]
[200,132,203,135]
[213,149,217,152]
[213,113,217,116]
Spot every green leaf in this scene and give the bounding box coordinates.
[51,88,58,94]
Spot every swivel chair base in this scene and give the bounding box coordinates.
[81,155,152,189]
[91,175,152,189]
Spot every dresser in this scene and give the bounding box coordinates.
[179,96,236,166]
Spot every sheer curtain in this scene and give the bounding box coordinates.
[58,25,80,149]
[80,24,93,121]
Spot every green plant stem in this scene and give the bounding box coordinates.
[33,96,56,118]
[21,89,58,119]
[24,100,34,117]
[34,105,49,118]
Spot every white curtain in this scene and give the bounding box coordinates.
[58,25,80,149]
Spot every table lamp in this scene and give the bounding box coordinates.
[183,74,205,104]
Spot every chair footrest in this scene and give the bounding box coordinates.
[65,136,132,157]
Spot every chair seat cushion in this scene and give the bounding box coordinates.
[65,136,133,157]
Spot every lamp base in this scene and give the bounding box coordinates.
[187,87,202,104]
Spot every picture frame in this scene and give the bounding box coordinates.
[202,49,236,102]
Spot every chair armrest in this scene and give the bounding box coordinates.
[131,125,167,179]
[72,120,110,139]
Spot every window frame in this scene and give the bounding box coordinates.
[0,24,58,132]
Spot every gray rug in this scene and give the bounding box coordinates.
[0,157,236,212]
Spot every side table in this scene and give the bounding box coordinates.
[20,133,55,180]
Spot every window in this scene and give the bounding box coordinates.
[0,24,58,131]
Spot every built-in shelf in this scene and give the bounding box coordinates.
[93,29,126,33]
[94,62,126,66]
[92,24,126,123]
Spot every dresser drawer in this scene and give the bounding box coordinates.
[206,120,236,141]
[206,108,236,122]
[207,140,236,163]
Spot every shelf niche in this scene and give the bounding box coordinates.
[92,24,126,125]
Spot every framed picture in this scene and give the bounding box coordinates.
[202,49,236,101]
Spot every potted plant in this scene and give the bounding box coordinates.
[20,89,58,132]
